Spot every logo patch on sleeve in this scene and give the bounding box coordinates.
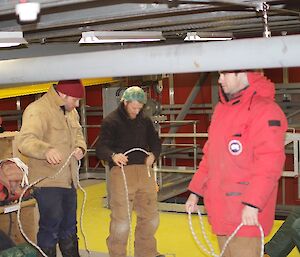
[228,140,243,155]
[268,120,281,127]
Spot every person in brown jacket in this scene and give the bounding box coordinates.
[96,86,163,257]
[96,86,164,257]
[17,80,87,257]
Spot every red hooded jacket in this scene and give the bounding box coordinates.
[189,72,287,237]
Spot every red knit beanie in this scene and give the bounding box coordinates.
[56,80,85,98]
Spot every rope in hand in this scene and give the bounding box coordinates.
[17,151,90,257]
[120,147,151,257]
[188,209,264,257]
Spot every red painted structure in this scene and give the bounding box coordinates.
[0,69,299,205]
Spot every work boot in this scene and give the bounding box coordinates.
[40,246,56,257]
[58,234,80,257]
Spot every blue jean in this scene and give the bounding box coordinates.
[34,187,77,248]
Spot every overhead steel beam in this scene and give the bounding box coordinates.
[22,12,258,42]
[0,3,214,34]
[0,34,299,86]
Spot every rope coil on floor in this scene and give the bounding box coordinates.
[120,147,150,257]
[188,210,264,257]
[16,152,90,257]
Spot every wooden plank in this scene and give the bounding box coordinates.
[0,131,28,163]
[0,131,35,244]
[0,200,38,244]
[0,132,18,160]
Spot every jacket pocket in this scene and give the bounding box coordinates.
[49,123,68,144]
[70,120,81,136]
[222,182,248,224]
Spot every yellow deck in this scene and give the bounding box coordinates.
[77,182,299,257]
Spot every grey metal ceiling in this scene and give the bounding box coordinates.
[0,0,299,86]
[0,0,299,59]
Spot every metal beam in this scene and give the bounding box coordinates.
[0,35,300,86]
[162,73,208,149]
[0,3,209,33]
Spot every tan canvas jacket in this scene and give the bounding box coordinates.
[17,86,87,188]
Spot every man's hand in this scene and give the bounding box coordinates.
[185,193,200,213]
[242,205,259,226]
[112,153,128,167]
[73,147,84,160]
[46,148,62,165]
[145,152,155,167]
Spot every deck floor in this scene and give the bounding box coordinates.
[76,180,299,257]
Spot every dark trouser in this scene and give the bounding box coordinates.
[265,206,300,257]
[107,165,160,257]
[34,186,80,257]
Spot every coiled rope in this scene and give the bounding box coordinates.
[120,147,150,257]
[188,209,264,257]
[17,151,90,257]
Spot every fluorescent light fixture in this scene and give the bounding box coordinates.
[0,31,28,48]
[79,31,166,44]
[15,2,40,22]
[184,32,233,41]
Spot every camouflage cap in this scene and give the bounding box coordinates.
[121,86,147,104]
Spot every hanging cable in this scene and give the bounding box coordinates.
[257,2,271,38]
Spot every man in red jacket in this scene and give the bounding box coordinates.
[185,70,287,257]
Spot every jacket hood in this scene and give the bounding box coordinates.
[219,72,275,105]
[247,72,275,100]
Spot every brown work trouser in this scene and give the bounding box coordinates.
[107,165,159,257]
[217,236,262,257]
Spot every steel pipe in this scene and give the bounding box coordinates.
[0,35,299,86]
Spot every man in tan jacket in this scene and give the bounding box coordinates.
[17,80,87,257]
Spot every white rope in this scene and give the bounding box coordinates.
[0,157,29,187]
[188,210,264,257]
[17,151,90,257]
[120,147,150,257]
[76,160,90,256]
